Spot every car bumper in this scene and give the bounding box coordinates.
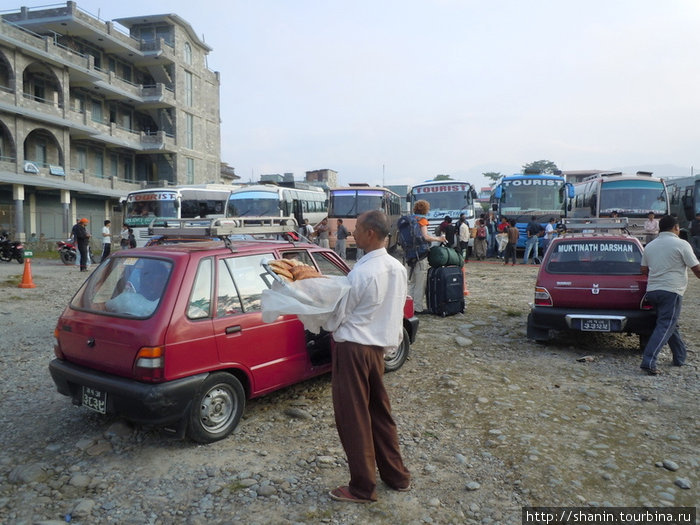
[49,359,206,426]
[529,306,656,334]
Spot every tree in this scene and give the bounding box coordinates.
[483,172,503,186]
[522,160,559,174]
[433,174,453,180]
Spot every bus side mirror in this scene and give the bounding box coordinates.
[494,186,503,200]
[566,183,575,199]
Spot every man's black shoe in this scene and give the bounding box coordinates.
[641,367,660,376]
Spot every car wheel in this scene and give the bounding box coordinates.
[384,328,410,373]
[187,372,245,443]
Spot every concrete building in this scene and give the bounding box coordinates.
[0,1,221,241]
[305,168,338,191]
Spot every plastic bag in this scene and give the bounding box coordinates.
[261,276,351,333]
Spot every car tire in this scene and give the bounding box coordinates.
[384,327,410,373]
[526,312,549,343]
[187,372,245,444]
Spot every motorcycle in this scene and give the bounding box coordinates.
[0,233,24,264]
[57,239,77,265]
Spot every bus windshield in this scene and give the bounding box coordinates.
[125,192,178,226]
[228,192,280,217]
[500,182,566,215]
[329,190,385,218]
[599,180,667,216]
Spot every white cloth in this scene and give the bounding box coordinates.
[261,276,351,334]
[102,226,111,244]
[545,223,555,240]
[642,232,699,296]
[325,248,407,351]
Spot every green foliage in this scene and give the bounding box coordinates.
[483,172,503,185]
[433,174,453,180]
[522,160,559,174]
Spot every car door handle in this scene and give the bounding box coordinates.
[225,325,242,334]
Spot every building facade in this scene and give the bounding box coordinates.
[0,1,221,241]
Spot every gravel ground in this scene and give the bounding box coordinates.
[0,256,697,525]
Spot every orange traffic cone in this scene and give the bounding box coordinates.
[18,258,36,289]
[462,265,469,296]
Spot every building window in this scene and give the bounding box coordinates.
[94,152,104,178]
[34,140,47,166]
[76,147,87,172]
[185,71,193,107]
[185,113,194,149]
[123,159,133,182]
[184,42,192,65]
[187,158,195,184]
[92,99,103,123]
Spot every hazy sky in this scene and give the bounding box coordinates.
[47,0,700,187]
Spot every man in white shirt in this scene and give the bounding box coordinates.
[101,220,112,261]
[325,210,411,503]
[643,211,659,245]
[543,217,556,254]
[640,215,700,375]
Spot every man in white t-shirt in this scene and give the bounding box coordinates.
[101,220,112,261]
[640,215,700,375]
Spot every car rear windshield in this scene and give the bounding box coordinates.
[71,256,173,318]
[545,239,642,275]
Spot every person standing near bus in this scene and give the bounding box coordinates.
[101,220,112,261]
[315,218,330,248]
[407,200,445,314]
[644,212,659,245]
[335,219,349,259]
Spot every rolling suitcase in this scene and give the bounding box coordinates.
[426,266,465,317]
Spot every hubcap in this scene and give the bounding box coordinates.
[199,385,235,432]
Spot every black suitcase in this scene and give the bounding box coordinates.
[426,266,465,317]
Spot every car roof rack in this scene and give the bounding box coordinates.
[148,217,300,248]
[560,217,630,235]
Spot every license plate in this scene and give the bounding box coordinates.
[82,386,107,414]
[581,318,611,332]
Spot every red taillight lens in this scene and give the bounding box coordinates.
[640,297,653,310]
[534,286,552,306]
[133,346,165,381]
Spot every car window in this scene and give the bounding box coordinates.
[188,258,213,319]
[216,259,243,317]
[546,240,642,275]
[72,257,172,318]
[280,250,314,267]
[223,253,274,312]
[311,252,347,276]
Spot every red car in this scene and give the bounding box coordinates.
[527,219,655,349]
[50,237,418,443]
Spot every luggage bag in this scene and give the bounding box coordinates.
[426,265,465,317]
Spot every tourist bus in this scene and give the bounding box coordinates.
[123,184,236,247]
[490,171,574,249]
[225,184,327,230]
[665,174,700,243]
[407,180,479,246]
[570,171,670,244]
[327,184,402,257]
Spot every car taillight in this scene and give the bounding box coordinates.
[640,297,654,310]
[53,327,65,359]
[133,346,165,381]
[534,286,552,306]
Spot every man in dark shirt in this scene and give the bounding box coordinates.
[437,216,456,248]
[71,218,91,272]
[522,216,543,264]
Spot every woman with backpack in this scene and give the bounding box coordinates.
[405,200,446,314]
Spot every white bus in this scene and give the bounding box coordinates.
[407,180,479,243]
[571,171,669,244]
[225,184,327,228]
[123,184,236,247]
